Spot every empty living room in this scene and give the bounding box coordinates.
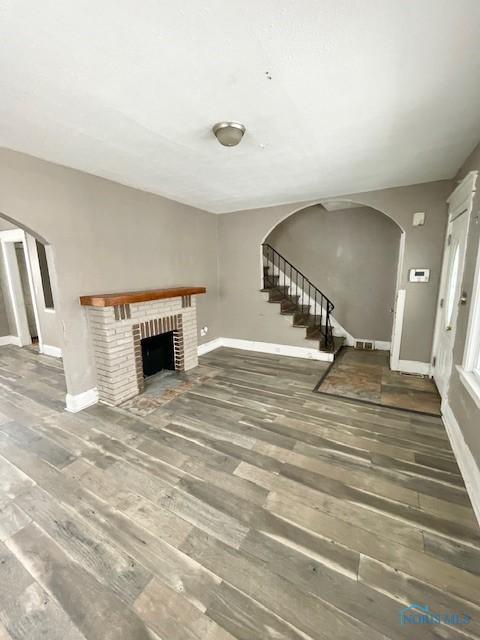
[1,1,480,638]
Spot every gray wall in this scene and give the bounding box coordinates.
[219,180,450,362]
[447,142,480,464]
[0,145,452,401]
[266,205,400,341]
[0,147,220,397]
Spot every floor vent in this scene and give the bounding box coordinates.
[400,372,425,378]
[355,340,374,350]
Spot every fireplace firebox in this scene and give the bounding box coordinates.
[141,331,175,377]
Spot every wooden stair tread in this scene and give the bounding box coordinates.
[262,255,341,358]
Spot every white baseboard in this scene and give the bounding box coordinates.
[395,359,431,376]
[198,336,334,362]
[65,387,99,413]
[197,338,223,356]
[0,335,22,347]
[42,344,62,358]
[442,400,480,526]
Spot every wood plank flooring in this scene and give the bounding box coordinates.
[0,344,479,639]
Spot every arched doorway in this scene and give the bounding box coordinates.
[260,200,405,366]
[0,212,65,388]
[258,201,441,414]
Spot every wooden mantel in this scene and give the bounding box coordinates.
[80,286,206,307]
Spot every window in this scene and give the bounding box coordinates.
[445,241,460,328]
[36,240,54,309]
[458,237,480,409]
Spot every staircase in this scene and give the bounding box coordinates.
[262,243,344,355]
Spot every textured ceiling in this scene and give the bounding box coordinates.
[1,0,480,213]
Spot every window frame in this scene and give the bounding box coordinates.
[458,231,480,409]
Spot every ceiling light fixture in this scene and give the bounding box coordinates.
[212,121,246,147]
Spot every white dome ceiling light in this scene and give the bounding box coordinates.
[212,122,246,147]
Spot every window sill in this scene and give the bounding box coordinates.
[457,366,480,410]
[44,308,56,314]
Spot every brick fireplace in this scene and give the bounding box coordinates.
[80,287,206,406]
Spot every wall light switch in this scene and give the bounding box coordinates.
[413,211,425,226]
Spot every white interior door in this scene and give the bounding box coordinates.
[433,171,477,398]
[434,213,469,396]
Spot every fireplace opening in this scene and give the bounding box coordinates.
[141,331,175,378]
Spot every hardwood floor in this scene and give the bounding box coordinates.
[0,345,479,639]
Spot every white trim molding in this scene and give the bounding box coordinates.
[198,336,333,362]
[463,242,480,371]
[65,387,99,413]
[396,360,431,376]
[222,337,334,361]
[390,289,406,370]
[42,344,62,358]
[459,215,480,407]
[198,336,391,361]
[198,338,223,356]
[0,335,22,347]
[442,400,480,526]
[431,170,478,400]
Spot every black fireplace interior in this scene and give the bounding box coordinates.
[141,331,175,377]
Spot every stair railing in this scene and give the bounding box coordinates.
[262,243,334,350]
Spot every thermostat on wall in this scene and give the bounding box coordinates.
[409,268,430,283]
[412,211,425,226]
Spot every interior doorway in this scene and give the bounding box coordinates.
[432,171,478,400]
[260,201,404,360]
[14,241,39,347]
[0,228,43,350]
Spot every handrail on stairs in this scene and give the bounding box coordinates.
[262,243,334,351]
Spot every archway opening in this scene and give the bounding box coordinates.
[263,201,402,347]
[0,212,66,395]
[259,201,440,414]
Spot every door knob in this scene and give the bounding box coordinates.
[446,326,452,332]
[460,291,468,305]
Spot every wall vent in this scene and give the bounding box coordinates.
[355,340,374,350]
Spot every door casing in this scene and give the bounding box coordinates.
[0,228,43,350]
[432,170,478,400]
